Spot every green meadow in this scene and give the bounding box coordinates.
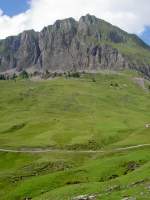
[0,71,150,199]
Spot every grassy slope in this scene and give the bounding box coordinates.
[112,40,150,65]
[0,72,150,149]
[0,72,150,200]
[1,148,150,200]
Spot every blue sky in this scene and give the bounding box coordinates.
[0,0,29,16]
[140,27,150,45]
[0,0,149,45]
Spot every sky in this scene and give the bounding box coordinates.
[0,0,149,45]
[0,0,29,16]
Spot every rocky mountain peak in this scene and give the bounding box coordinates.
[79,14,98,25]
[54,18,77,30]
[0,14,150,77]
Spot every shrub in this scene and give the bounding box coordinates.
[110,82,119,87]
[12,73,17,80]
[19,70,29,79]
[114,83,119,87]
[92,77,96,82]
[0,74,6,80]
[72,72,80,78]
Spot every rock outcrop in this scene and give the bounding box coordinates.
[0,14,150,77]
[72,194,97,200]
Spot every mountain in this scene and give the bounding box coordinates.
[0,14,150,77]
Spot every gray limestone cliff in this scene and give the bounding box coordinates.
[0,14,150,77]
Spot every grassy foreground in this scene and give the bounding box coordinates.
[0,71,150,199]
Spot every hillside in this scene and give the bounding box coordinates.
[0,14,150,78]
[0,71,150,199]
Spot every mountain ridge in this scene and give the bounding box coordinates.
[0,14,150,77]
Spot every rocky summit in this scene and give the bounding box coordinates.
[0,14,150,77]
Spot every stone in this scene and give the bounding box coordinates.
[72,194,97,200]
[145,124,150,128]
[122,197,136,200]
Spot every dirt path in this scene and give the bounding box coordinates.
[0,144,150,154]
[0,148,104,154]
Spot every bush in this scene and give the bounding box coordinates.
[110,82,119,87]
[114,83,119,87]
[92,77,96,82]
[52,72,57,78]
[12,73,17,80]
[0,74,6,80]
[72,72,80,78]
[64,71,80,78]
[19,70,29,79]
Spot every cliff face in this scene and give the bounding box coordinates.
[0,14,150,77]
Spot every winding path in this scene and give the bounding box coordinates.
[0,144,150,154]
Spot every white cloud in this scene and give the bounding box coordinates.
[0,0,149,39]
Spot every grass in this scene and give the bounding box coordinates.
[1,147,150,200]
[0,71,150,199]
[0,72,149,149]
